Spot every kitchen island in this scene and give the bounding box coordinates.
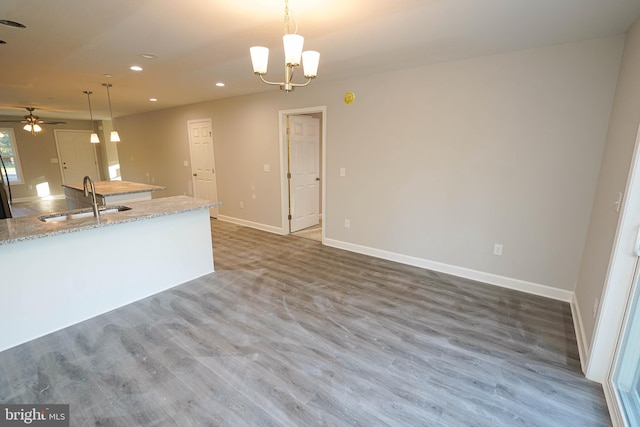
[62,180,166,209]
[0,196,216,353]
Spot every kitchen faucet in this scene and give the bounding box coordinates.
[83,175,99,219]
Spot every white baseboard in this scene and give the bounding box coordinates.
[571,294,589,374]
[216,215,284,235]
[323,237,574,302]
[211,216,575,303]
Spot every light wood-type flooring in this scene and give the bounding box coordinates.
[0,219,610,426]
[9,197,68,217]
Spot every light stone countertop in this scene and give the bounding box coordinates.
[0,195,216,245]
[62,180,166,196]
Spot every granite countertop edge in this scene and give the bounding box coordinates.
[62,181,166,197]
[0,195,216,246]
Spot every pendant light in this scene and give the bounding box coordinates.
[83,90,100,143]
[102,83,120,142]
[249,0,319,92]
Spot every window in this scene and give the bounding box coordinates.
[0,128,24,184]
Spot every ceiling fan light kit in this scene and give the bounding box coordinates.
[0,107,66,135]
[250,0,319,93]
[23,123,41,134]
[22,108,44,135]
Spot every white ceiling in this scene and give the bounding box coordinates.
[1,0,639,121]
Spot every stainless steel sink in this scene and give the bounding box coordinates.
[38,206,132,222]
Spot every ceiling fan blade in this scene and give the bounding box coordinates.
[40,120,66,125]
[0,119,25,123]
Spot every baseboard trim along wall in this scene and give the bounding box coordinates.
[216,215,283,235]
[571,294,590,373]
[217,215,576,302]
[323,237,574,302]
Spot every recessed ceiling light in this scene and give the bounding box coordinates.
[149,98,158,102]
[130,65,143,71]
[215,82,225,87]
[104,73,113,78]
[140,53,157,59]
[0,20,26,28]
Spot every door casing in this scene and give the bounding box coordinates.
[279,106,327,240]
[600,123,640,425]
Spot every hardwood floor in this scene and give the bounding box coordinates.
[9,197,68,217]
[291,220,322,241]
[0,219,610,426]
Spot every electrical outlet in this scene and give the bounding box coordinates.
[493,244,503,256]
[344,219,351,228]
[340,168,346,177]
[593,297,599,318]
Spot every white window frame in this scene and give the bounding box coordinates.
[0,128,25,185]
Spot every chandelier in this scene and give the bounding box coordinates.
[249,0,319,92]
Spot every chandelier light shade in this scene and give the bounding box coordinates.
[250,0,319,92]
[83,90,100,144]
[283,34,303,66]
[302,50,320,78]
[250,46,269,74]
[102,83,121,142]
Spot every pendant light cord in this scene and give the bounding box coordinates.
[84,90,95,132]
[283,0,297,35]
[103,83,115,126]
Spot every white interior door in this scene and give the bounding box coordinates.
[289,115,319,232]
[188,119,219,217]
[54,130,100,184]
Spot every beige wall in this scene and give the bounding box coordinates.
[116,36,622,294]
[576,17,640,379]
[0,117,98,200]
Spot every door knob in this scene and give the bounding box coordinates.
[315,177,320,181]
[193,173,197,177]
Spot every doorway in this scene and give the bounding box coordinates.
[54,130,101,184]
[187,119,219,217]
[279,106,326,241]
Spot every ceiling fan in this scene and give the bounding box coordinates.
[0,107,66,135]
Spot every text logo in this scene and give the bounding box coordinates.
[0,405,69,426]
